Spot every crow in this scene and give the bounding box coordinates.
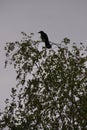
[38,31,51,48]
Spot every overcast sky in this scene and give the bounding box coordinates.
[0,0,87,110]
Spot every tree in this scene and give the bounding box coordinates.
[0,32,87,130]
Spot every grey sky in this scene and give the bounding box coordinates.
[0,0,87,109]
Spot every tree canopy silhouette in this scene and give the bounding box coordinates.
[0,32,87,130]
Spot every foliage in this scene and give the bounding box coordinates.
[0,32,87,130]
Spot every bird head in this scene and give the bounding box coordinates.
[38,31,44,34]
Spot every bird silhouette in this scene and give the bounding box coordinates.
[38,31,51,48]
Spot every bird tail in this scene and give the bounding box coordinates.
[45,40,51,48]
